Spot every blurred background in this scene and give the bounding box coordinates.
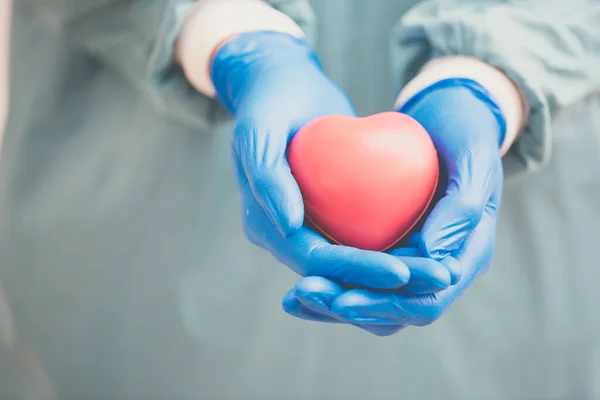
[1,1,599,400]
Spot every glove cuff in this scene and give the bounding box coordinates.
[394,56,528,155]
[398,78,508,149]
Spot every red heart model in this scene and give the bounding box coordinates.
[288,112,439,251]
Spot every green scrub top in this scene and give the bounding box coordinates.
[1,1,600,399]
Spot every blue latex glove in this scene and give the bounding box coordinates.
[282,78,506,335]
[212,32,451,291]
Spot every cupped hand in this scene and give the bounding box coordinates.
[212,32,451,291]
[282,78,506,334]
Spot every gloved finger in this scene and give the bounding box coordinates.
[393,256,451,294]
[235,166,412,290]
[389,246,453,293]
[282,288,341,323]
[391,243,462,287]
[292,277,407,336]
[232,86,357,239]
[359,325,407,337]
[331,289,415,325]
[390,216,461,288]
[332,209,497,327]
[233,120,305,237]
[288,228,410,289]
[283,280,372,330]
[295,276,344,313]
[234,142,411,290]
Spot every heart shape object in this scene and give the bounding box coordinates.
[288,112,439,251]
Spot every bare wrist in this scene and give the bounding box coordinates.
[176,0,304,98]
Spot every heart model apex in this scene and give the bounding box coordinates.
[287,112,439,251]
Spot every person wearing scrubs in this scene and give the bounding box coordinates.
[1,0,599,399]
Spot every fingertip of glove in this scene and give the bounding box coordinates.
[441,256,462,285]
[425,266,451,291]
[397,256,451,294]
[330,290,373,313]
[281,292,297,314]
[282,287,297,302]
[255,168,304,237]
[345,251,410,290]
[366,325,407,337]
[384,258,411,288]
[295,276,342,295]
[270,207,303,238]
[277,198,305,238]
[279,221,302,238]
[450,272,461,286]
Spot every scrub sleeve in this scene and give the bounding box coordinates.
[66,0,317,130]
[389,0,600,178]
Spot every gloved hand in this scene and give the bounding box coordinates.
[282,78,506,335]
[212,31,451,291]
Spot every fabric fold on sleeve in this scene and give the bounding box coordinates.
[390,0,600,177]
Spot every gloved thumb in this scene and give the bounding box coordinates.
[234,119,305,237]
[419,150,501,261]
